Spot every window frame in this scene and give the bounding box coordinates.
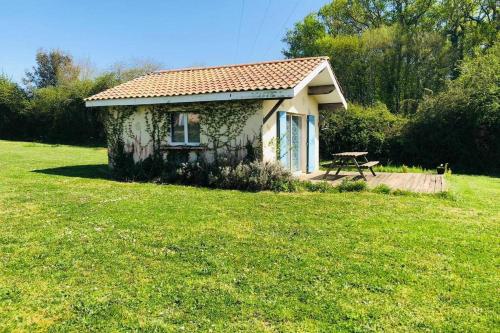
[170,112,200,146]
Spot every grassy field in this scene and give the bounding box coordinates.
[0,140,498,332]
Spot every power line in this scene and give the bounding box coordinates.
[263,0,300,58]
[249,0,271,59]
[234,0,245,61]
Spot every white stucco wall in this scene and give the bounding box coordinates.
[261,88,320,173]
[120,104,263,163]
[115,87,319,173]
[124,106,153,161]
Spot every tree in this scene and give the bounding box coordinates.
[24,77,112,144]
[108,59,162,83]
[283,0,496,113]
[282,14,328,58]
[23,49,80,89]
[400,44,500,172]
[2,49,165,145]
[0,75,28,139]
[435,0,498,77]
[284,19,453,113]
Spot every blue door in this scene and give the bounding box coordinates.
[277,112,302,172]
[277,111,288,168]
[290,115,301,172]
[307,115,315,173]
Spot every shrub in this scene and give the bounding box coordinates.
[210,161,296,192]
[399,44,500,173]
[301,181,337,193]
[372,184,392,194]
[108,140,168,182]
[337,179,367,192]
[433,191,456,200]
[392,189,415,196]
[320,102,406,162]
[109,141,136,181]
[161,160,297,192]
[173,161,212,186]
[23,78,114,144]
[1,70,122,145]
[0,76,29,140]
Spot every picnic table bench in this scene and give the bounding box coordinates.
[324,152,379,181]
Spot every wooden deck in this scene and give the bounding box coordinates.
[301,171,446,193]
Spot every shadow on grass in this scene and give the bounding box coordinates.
[32,164,111,180]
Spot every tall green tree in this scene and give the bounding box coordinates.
[438,0,498,76]
[23,49,80,89]
[283,0,497,113]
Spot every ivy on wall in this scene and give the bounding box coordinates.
[102,99,263,175]
[143,104,170,162]
[197,100,261,160]
[101,105,135,168]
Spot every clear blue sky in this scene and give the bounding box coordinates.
[0,0,329,82]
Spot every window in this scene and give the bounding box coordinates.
[171,113,200,144]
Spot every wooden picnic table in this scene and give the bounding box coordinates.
[324,151,379,181]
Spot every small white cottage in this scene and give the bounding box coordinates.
[85,57,347,175]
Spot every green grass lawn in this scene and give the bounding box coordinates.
[0,140,498,332]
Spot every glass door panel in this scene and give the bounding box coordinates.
[289,115,301,172]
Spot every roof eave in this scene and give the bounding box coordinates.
[85,88,295,107]
[293,60,348,109]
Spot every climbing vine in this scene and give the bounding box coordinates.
[143,104,170,161]
[101,105,135,169]
[154,99,262,163]
[198,100,261,160]
[102,99,263,179]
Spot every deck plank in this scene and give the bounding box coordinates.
[412,174,422,191]
[412,174,424,192]
[406,173,417,191]
[424,174,433,193]
[428,174,435,193]
[301,171,446,193]
[393,174,405,189]
[421,174,429,192]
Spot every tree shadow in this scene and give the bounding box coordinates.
[32,164,112,180]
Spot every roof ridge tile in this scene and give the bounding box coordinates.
[153,56,328,74]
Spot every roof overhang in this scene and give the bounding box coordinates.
[296,61,347,109]
[85,59,347,109]
[85,88,294,107]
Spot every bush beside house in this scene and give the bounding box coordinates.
[399,45,500,173]
[319,102,405,163]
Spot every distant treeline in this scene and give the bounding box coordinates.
[0,49,160,145]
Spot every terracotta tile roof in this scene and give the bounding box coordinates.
[85,57,329,101]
